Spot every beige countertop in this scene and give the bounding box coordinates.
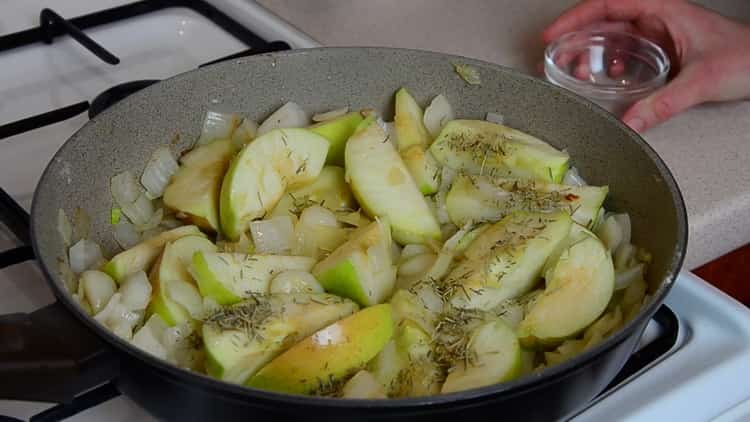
[258,0,750,269]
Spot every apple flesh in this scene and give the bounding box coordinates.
[341,370,387,399]
[163,138,235,232]
[309,111,364,166]
[102,225,203,283]
[312,219,396,306]
[269,166,355,218]
[245,304,393,395]
[345,117,441,244]
[219,128,329,240]
[394,88,440,194]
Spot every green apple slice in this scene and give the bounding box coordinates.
[389,289,438,335]
[147,235,217,326]
[190,252,316,305]
[446,211,573,310]
[401,145,441,195]
[391,320,442,397]
[441,318,521,393]
[309,112,364,166]
[341,370,387,399]
[312,219,396,306]
[446,174,608,228]
[269,166,355,218]
[429,120,569,183]
[517,234,615,347]
[219,128,329,240]
[203,293,358,383]
[394,87,431,150]
[163,138,235,232]
[345,117,441,244]
[245,304,393,395]
[102,225,203,283]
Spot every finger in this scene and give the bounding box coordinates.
[621,66,705,132]
[543,0,661,43]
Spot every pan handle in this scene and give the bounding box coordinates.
[0,300,120,403]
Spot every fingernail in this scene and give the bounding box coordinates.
[624,117,645,132]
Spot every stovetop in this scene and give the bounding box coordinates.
[1,1,750,421]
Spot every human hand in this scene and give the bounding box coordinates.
[543,0,750,132]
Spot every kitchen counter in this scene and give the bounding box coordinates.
[257,0,750,269]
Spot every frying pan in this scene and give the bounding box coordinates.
[0,47,687,421]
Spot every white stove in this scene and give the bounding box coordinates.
[0,1,749,421]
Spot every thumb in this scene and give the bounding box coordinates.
[622,66,706,132]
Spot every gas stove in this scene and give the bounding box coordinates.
[1,1,749,421]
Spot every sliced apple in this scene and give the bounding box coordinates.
[517,234,615,347]
[102,225,203,283]
[312,219,396,306]
[391,320,442,397]
[341,370,387,399]
[446,211,573,310]
[163,138,235,232]
[446,174,608,228]
[147,235,216,326]
[219,128,329,240]
[269,166,355,218]
[429,120,570,183]
[394,88,431,150]
[401,145,441,195]
[309,112,364,166]
[345,117,441,244]
[190,252,316,305]
[441,318,521,393]
[245,304,393,395]
[203,293,358,383]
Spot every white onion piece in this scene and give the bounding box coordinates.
[111,171,154,226]
[423,94,454,138]
[382,122,399,149]
[257,102,309,136]
[412,284,444,313]
[312,107,349,122]
[595,215,623,252]
[120,271,152,311]
[94,293,141,340]
[132,314,169,359]
[114,221,140,249]
[58,259,77,293]
[57,209,72,247]
[139,226,165,242]
[485,111,505,124]
[425,223,470,281]
[270,270,324,294]
[72,207,91,244]
[612,213,632,246]
[614,243,637,270]
[140,147,179,199]
[496,301,524,329]
[400,244,432,262]
[80,270,117,313]
[134,208,163,232]
[202,296,221,316]
[299,205,339,228]
[166,279,203,318]
[562,166,587,187]
[398,254,437,278]
[435,166,456,225]
[615,264,644,291]
[69,239,104,274]
[250,216,296,254]
[195,110,242,146]
[231,119,258,149]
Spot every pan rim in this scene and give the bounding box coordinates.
[30,46,688,409]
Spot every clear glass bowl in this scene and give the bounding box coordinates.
[544,30,670,116]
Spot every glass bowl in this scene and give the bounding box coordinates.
[544,30,670,116]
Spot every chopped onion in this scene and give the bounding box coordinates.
[139,226,165,242]
[562,166,587,186]
[257,102,309,136]
[412,283,444,313]
[398,253,437,278]
[496,301,524,329]
[80,270,117,313]
[94,293,141,340]
[134,207,163,232]
[453,63,481,85]
[111,171,154,226]
[159,216,183,229]
[424,223,470,281]
[485,112,505,125]
[58,259,77,293]
[166,279,203,318]
[202,297,221,316]
[312,107,349,122]
[612,213,631,245]
[270,270,324,294]
[400,244,432,262]
[69,239,104,273]
[614,242,637,270]
[423,94,454,138]
[132,314,169,359]
[336,210,369,227]
[72,207,90,244]
[140,147,179,199]
[435,166,456,225]
[195,110,242,146]
[299,205,339,228]
[250,216,296,254]
[594,215,623,252]
[615,264,644,291]
[383,122,399,149]
[120,271,152,311]
[114,220,140,249]
[231,119,258,149]
[57,209,72,247]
